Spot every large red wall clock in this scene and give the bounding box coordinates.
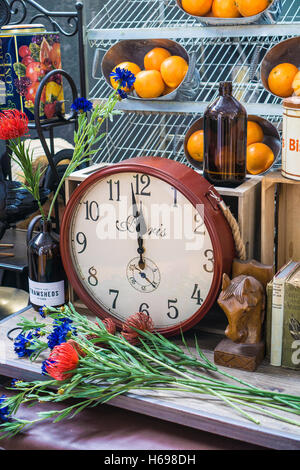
[60,156,235,337]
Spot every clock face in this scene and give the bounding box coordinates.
[68,171,215,330]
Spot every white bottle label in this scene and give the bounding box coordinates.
[28,279,65,307]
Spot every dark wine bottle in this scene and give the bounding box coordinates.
[27,216,67,312]
[203,81,247,188]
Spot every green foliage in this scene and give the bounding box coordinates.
[0,303,299,439]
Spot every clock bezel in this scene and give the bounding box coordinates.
[60,156,235,337]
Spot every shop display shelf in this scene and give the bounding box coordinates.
[87,0,300,40]
[92,111,282,165]
[89,35,292,115]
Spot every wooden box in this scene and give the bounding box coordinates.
[261,170,300,271]
[64,164,261,304]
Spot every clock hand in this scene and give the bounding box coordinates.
[131,184,147,269]
[133,264,157,289]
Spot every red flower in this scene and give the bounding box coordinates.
[0,110,29,140]
[86,317,117,347]
[67,339,86,358]
[44,342,79,381]
[121,312,154,345]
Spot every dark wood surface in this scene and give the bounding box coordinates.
[0,306,299,450]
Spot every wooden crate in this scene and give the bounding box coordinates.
[261,170,300,270]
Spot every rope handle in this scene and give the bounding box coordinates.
[207,189,247,261]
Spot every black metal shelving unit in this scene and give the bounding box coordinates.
[0,0,87,276]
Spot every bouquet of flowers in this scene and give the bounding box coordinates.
[0,303,299,438]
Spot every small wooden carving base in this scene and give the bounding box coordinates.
[214,338,265,372]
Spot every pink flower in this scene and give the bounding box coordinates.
[121,312,154,345]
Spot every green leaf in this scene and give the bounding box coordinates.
[29,43,40,62]
[13,62,26,78]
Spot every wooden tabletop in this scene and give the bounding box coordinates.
[0,306,299,450]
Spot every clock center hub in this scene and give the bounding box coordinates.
[127,257,161,293]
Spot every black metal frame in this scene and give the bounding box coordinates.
[0,0,87,230]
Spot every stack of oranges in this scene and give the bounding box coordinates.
[268,63,300,98]
[110,48,188,99]
[186,119,275,175]
[246,121,274,175]
[181,0,271,18]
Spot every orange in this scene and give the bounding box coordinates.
[292,70,300,96]
[162,85,177,96]
[212,0,240,18]
[160,56,188,88]
[235,0,269,17]
[110,61,141,92]
[144,47,171,71]
[247,121,264,146]
[181,0,212,16]
[134,70,165,98]
[247,142,274,175]
[187,130,204,162]
[268,63,299,98]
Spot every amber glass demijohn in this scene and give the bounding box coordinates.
[27,216,67,311]
[203,81,247,187]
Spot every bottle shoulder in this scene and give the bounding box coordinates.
[204,96,247,117]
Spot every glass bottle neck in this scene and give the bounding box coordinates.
[219,82,232,97]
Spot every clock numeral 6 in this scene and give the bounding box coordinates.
[76,232,87,254]
[88,267,98,287]
[167,299,179,319]
[139,303,150,316]
[191,284,203,306]
[83,200,99,222]
[203,249,214,273]
[109,289,119,309]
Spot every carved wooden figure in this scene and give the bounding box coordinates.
[214,262,271,372]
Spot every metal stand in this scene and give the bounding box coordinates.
[0,0,87,273]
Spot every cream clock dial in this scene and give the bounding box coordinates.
[69,171,214,329]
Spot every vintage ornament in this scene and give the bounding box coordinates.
[60,156,235,336]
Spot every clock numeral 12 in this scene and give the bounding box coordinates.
[109,289,119,309]
[107,180,120,201]
[167,299,179,319]
[133,174,151,196]
[191,284,203,306]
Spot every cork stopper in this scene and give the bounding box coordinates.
[283,96,300,110]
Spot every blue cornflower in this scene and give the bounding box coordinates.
[0,395,10,423]
[110,67,136,89]
[71,97,93,114]
[39,305,48,318]
[47,318,77,350]
[14,331,36,358]
[117,88,128,100]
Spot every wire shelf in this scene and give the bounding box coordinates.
[89,36,288,114]
[87,0,300,41]
[94,112,282,165]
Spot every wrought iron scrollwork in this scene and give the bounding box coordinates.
[0,0,80,37]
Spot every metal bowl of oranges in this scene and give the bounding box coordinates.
[261,37,300,99]
[100,39,199,101]
[176,0,281,26]
[184,115,281,175]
